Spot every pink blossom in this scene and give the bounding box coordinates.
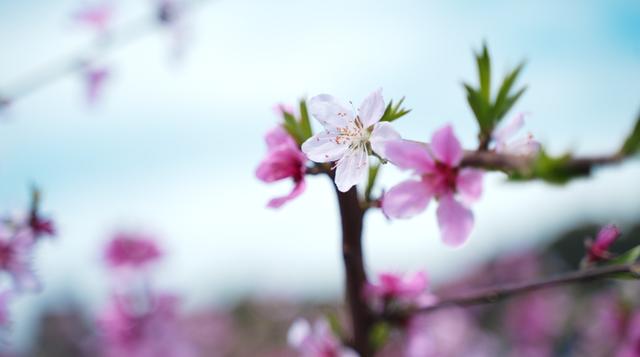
[73,2,114,33]
[587,224,621,263]
[287,318,357,357]
[0,291,12,327]
[105,233,162,270]
[301,89,401,192]
[492,114,540,156]
[616,311,640,357]
[98,293,196,357]
[0,227,39,292]
[84,66,111,105]
[364,271,436,311]
[576,292,626,356]
[504,289,570,357]
[256,126,307,208]
[405,308,498,357]
[382,124,483,246]
[28,212,55,240]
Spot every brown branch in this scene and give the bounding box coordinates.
[322,170,374,357]
[384,263,640,322]
[460,150,623,173]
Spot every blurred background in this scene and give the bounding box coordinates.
[0,0,639,355]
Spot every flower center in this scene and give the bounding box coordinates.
[335,117,370,149]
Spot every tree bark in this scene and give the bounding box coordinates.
[335,185,373,356]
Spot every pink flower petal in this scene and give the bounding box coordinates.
[308,94,354,129]
[493,113,525,145]
[436,195,474,246]
[595,224,620,248]
[85,66,110,104]
[385,140,435,174]
[334,148,368,192]
[358,88,385,128]
[370,122,401,159]
[382,180,433,219]
[431,124,463,166]
[456,168,484,204]
[267,179,306,208]
[265,126,297,150]
[301,130,350,163]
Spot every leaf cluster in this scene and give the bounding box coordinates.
[464,43,527,146]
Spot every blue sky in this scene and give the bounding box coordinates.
[0,0,639,350]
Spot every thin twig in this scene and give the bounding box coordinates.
[384,263,640,322]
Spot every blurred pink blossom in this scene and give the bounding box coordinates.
[256,126,307,208]
[98,293,196,357]
[287,318,357,357]
[504,289,570,357]
[0,291,11,327]
[84,66,111,105]
[492,114,540,156]
[73,2,114,33]
[105,233,162,270]
[365,271,436,312]
[587,224,621,263]
[405,308,498,357]
[28,212,55,240]
[382,124,483,246]
[576,292,626,356]
[616,311,640,357]
[0,227,39,292]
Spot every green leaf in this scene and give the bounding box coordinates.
[609,246,640,266]
[464,83,491,132]
[380,97,411,122]
[365,161,381,201]
[606,245,640,279]
[495,86,527,123]
[325,311,345,339]
[509,150,591,185]
[282,111,304,145]
[492,62,526,123]
[369,322,391,351]
[463,43,528,146]
[620,113,640,156]
[298,100,313,142]
[476,43,492,103]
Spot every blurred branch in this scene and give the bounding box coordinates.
[0,0,213,108]
[384,262,640,322]
[460,150,623,173]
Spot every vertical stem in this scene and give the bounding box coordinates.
[335,185,373,356]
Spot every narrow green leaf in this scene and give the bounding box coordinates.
[609,246,640,266]
[476,44,492,102]
[495,86,527,122]
[325,311,345,338]
[365,162,381,201]
[464,83,491,132]
[298,100,313,141]
[492,62,525,123]
[380,97,411,122]
[606,245,640,279]
[369,322,391,351]
[620,113,640,156]
[282,111,304,144]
